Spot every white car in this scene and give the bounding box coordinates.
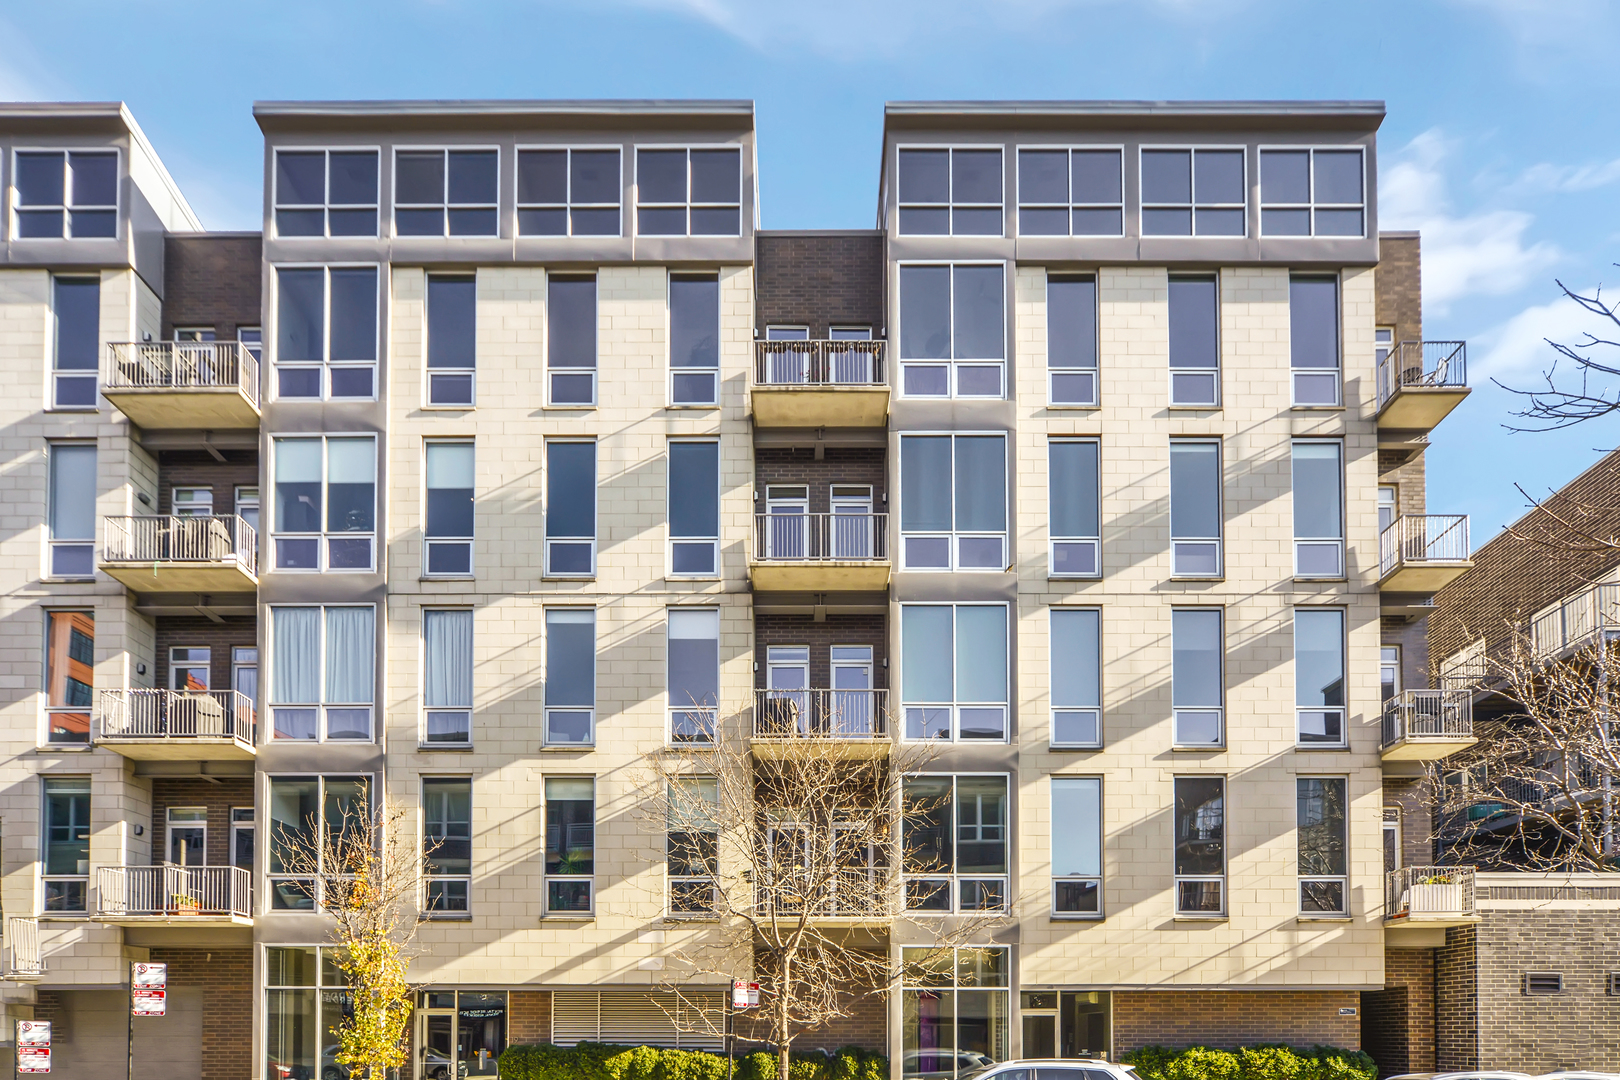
[1538,1073,1620,1080]
[902,1049,997,1079]
[965,1059,1141,1080]
[1387,1072,1536,1080]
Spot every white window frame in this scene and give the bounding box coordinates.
[267,605,377,744]
[42,609,94,746]
[11,148,120,241]
[168,645,211,691]
[1378,484,1398,538]
[544,270,599,407]
[668,271,721,407]
[543,607,598,748]
[1258,146,1368,239]
[424,272,477,408]
[270,263,382,403]
[1051,776,1104,918]
[390,145,501,239]
[270,433,378,573]
[1049,437,1101,579]
[423,439,474,579]
[1381,646,1402,704]
[264,773,373,912]
[665,777,719,917]
[896,261,1008,400]
[45,441,97,578]
[1015,144,1125,238]
[542,776,597,916]
[544,439,598,577]
[898,603,1010,745]
[421,608,474,748]
[1290,272,1343,408]
[894,144,1006,238]
[1049,607,1103,749]
[1297,775,1349,917]
[633,144,744,239]
[165,805,208,867]
[515,145,625,238]
[41,775,92,914]
[897,431,1009,572]
[667,606,720,746]
[1139,145,1249,238]
[1171,607,1225,749]
[1046,272,1100,407]
[1173,775,1227,917]
[1294,606,1349,749]
[49,274,101,412]
[1292,439,1345,579]
[238,327,263,364]
[270,146,381,240]
[901,772,1010,915]
[1169,438,1223,578]
[422,775,472,917]
[666,438,721,579]
[1167,272,1221,408]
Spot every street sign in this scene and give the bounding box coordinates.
[731,980,760,1009]
[132,963,166,990]
[16,1021,50,1046]
[132,989,167,1016]
[17,1020,50,1073]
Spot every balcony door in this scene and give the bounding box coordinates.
[167,806,207,867]
[828,326,873,383]
[830,645,874,734]
[765,646,811,733]
[765,325,811,383]
[830,485,874,559]
[765,486,809,560]
[170,647,210,692]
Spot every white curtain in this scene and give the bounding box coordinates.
[424,609,473,709]
[271,607,320,704]
[324,607,375,705]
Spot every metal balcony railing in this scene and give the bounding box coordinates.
[751,513,889,562]
[755,869,891,920]
[1386,865,1476,920]
[1379,514,1470,578]
[1377,340,1467,409]
[98,688,256,744]
[3,917,42,978]
[754,340,886,386]
[102,514,258,577]
[96,865,252,919]
[753,688,889,739]
[106,341,260,406]
[1530,582,1620,660]
[1381,689,1473,749]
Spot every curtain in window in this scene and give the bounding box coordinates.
[324,607,375,705]
[272,607,320,704]
[48,445,97,540]
[424,610,473,709]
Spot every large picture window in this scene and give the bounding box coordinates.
[668,440,720,577]
[900,947,1009,1080]
[670,273,720,406]
[424,441,474,576]
[1050,608,1101,748]
[899,264,1005,398]
[394,148,498,237]
[1049,439,1100,577]
[1047,273,1098,406]
[47,442,96,577]
[51,276,100,409]
[275,266,379,400]
[42,777,90,912]
[1169,439,1221,577]
[1168,274,1219,407]
[270,606,376,742]
[1290,275,1341,406]
[273,435,377,572]
[666,778,718,916]
[1051,777,1102,916]
[1141,147,1245,237]
[636,147,742,237]
[544,778,596,914]
[902,776,1009,913]
[266,947,362,1080]
[424,777,472,915]
[423,609,473,746]
[518,147,622,237]
[668,608,719,745]
[546,441,596,576]
[273,149,379,238]
[1293,441,1344,578]
[426,274,476,406]
[1171,609,1224,748]
[1261,148,1365,238]
[900,434,1007,572]
[1173,776,1225,915]
[1295,607,1347,747]
[1298,777,1348,915]
[897,147,1003,236]
[545,609,596,747]
[901,605,1008,742]
[267,776,370,910]
[14,150,117,238]
[547,273,597,406]
[1017,148,1123,237]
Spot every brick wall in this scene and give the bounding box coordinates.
[156,450,260,516]
[1375,233,1422,343]
[153,615,257,697]
[146,947,253,1080]
[1374,947,1435,1074]
[735,984,887,1054]
[755,233,884,338]
[161,234,263,339]
[754,613,887,690]
[1112,990,1361,1054]
[1474,910,1620,1070]
[1376,450,1426,521]
[1383,777,1435,869]
[754,448,887,514]
[1360,987,1407,1078]
[1435,925,1478,1070]
[149,776,254,867]
[511,990,552,1043]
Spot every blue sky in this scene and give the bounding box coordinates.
[4,0,1618,546]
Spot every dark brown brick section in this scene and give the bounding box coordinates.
[755,232,884,338]
[511,990,552,1044]
[1382,778,1435,870]
[1472,911,1620,1070]
[161,233,263,340]
[149,776,254,867]
[1364,947,1435,1076]
[156,450,260,516]
[754,448,887,514]
[755,613,887,691]
[145,947,254,1080]
[735,973,888,1054]
[1435,925,1478,1070]
[1112,990,1361,1054]
[1376,232,1423,344]
[153,615,257,699]
[1360,986,1408,1078]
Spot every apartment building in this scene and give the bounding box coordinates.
[0,97,1482,1080]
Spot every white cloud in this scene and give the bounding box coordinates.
[1471,285,1620,385]
[1379,129,1561,316]
[1513,158,1620,194]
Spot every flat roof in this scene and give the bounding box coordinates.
[882,99,1385,134]
[255,99,755,133]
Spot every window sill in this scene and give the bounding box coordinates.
[45,406,100,414]
[1295,744,1351,752]
[1050,914,1105,922]
[420,575,475,582]
[421,913,473,922]
[1293,576,1348,584]
[664,915,722,924]
[1049,574,1102,582]
[1171,744,1226,752]
[1168,576,1225,583]
[40,577,96,585]
[418,743,474,752]
[1290,405,1346,412]
[540,744,595,752]
[541,575,596,582]
[537,914,594,923]
[1172,914,1228,922]
[420,404,474,411]
[541,404,597,411]
[1044,403,1100,411]
[38,913,92,921]
[37,744,93,753]
[1297,915,1352,923]
[1167,404,1221,411]
[665,576,722,584]
[1050,744,1103,752]
[666,404,719,411]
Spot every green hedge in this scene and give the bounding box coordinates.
[496,1042,887,1080]
[1121,1044,1376,1080]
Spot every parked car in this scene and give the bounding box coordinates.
[966,1060,1142,1080]
[1387,1073,1536,1080]
[902,1049,997,1079]
[1538,1073,1620,1080]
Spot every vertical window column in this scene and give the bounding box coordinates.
[1298,777,1348,915]
[1051,777,1102,916]
[47,443,97,577]
[668,441,719,576]
[669,273,720,406]
[901,777,1008,913]
[270,606,376,742]
[1295,607,1347,747]
[545,441,597,576]
[426,274,476,406]
[1049,439,1100,577]
[1293,441,1344,577]
[1173,776,1225,915]
[901,605,1008,742]
[1169,440,1221,577]
[1050,608,1102,748]
[51,276,101,409]
[42,777,91,912]
[1291,275,1341,406]
[1046,273,1098,405]
[547,273,597,405]
[275,266,378,400]
[424,441,474,576]
[900,434,1008,572]
[1168,274,1219,406]
[898,264,1006,398]
[668,609,719,744]
[666,778,719,915]
[544,778,595,914]
[544,609,597,746]
[1171,609,1224,748]
[423,609,473,746]
[423,777,472,915]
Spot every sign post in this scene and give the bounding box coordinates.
[128,963,166,1080]
[729,979,759,1080]
[15,1020,49,1075]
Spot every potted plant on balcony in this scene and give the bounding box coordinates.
[1408,872,1462,916]
[169,892,199,916]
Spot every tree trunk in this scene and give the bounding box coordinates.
[778,951,793,1080]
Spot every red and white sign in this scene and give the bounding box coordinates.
[132,962,166,989]
[732,980,760,1009]
[17,1046,49,1073]
[132,988,167,1016]
[16,1020,50,1046]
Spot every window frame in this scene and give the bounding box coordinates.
[1139,144,1249,238]
[666,437,721,579]
[421,607,474,748]
[424,272,477,408]
[667,270,722,407]
[270,263,383,402]
[422,439,474,579]
[1172,775,1227,917]
[1171,607,1226,750]
[897,431,1010,573]
[901,773,1011,915]
[898,603,1011,745]
[11,148,120,241]
[896,261,1009,400]
[899,945,1011,1080]
[1051,776,1104,918]
[1015,144,1125,238]
[267,604,378,743]
[1292,439,1345,579]
[633,144,745,238]
[49,274,102,411]
[544,607,598,748]
[542,776,597,916]
[422,775,473,917]
[270,146,381,240]
[1289,273,1343,407]
[1258,146,1368,239]
[41,775,92,914]
[894,144,1006,238]
[666,606,721,747]
[515,145,625,238]
[544,438,598,577]
[43,609,95,746]
[1294,606,1349,749]
[1296,775,1349,917]
[265,773,374,912]
[45,441,97,578]
[1049,607,1103,750]
[1167,272,1221,408]
[1046,271,1100,407]
[270,433,379,573]
[1168,437,1223,579]
[665,777,719,917]
[390,145,501,239]
[1048,437,1101,579]
[545,270,599,407]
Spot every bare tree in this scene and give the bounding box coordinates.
[639,703,1008,1080]
[1500,274,1620,431]
[274,795,432,1079]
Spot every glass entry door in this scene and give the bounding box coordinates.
[416,990,507,1079]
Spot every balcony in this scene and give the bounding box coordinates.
[749,513,890,592]
[100,514,258,593]
[96,689,256,760]
[1378,514,1471,592]
[1531,582,1620,661]
[94,865,252,926]
[751,688,890,760]
[1381,689,1476,761]
[1385,865,1478,927]
[751,341,889,428]
[102,341,261,429]
[754,870,893,927]
[1,917,43,981]
[1376,341,1469,432]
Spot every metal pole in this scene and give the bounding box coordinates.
[127,962,134,1080]
[726,993,733,1080]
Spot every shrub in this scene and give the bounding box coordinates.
[1163,1047,1241,1080]
[499,1044,888,1080]
[1122,1045,1179,1080]
[1120,1044,1374,1080]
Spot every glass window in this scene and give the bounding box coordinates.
[1293,442,1344,578]
[15,151,117,238]
[1047,273,1098,405]
[901,605,1008,742]
[1017,148,1123,237]
[899,434,1007,571]
[1049,439,1100,577]
[1168,275,1219,407]
[423,610,473,746]
[897,147,1004,236]
[1141,148,1246,237]
[1171,609,1223,747]
[275,266,378,400]
[900,947,1010,1080]
[1290,276,1340,406]
[47,443,96,577]
[1378,485,1398,536]
[899,264,1006,398]
[1169,440,1221,577]
[902,777,1009,913]
[394,148,499,237]
[267,775,370,910]
[544,778,595,914]
[1173,777,1225,915]
[636,147,742,236]
[1052,778,1102,916]
[666,778,718,915]
[518,147,622,236]
[1295,608,1347,747]
[1050,609,1101,748]
[668,441,719,576]
[1261,148,1365,238]
[1298,777,1348,915]
[668,608,719,744]
[44,610,94,744]
[545,441,596,577]
[273,435,377,572]
[424,777,472,915]
[1381,646,1401,704]
[670,273,720,406]
[424,441,474,577]
[545,609,596,747]
[42,777,91,912]
[51,276,100,409]
[427,274,476,406]
[270,605,376,742]
[547,273,597,405]
[273,149,379,237]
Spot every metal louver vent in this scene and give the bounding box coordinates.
[1525,972,1564,995]
[549,989,725,1049]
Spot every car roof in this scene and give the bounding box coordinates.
[984,1062,1122,1069]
